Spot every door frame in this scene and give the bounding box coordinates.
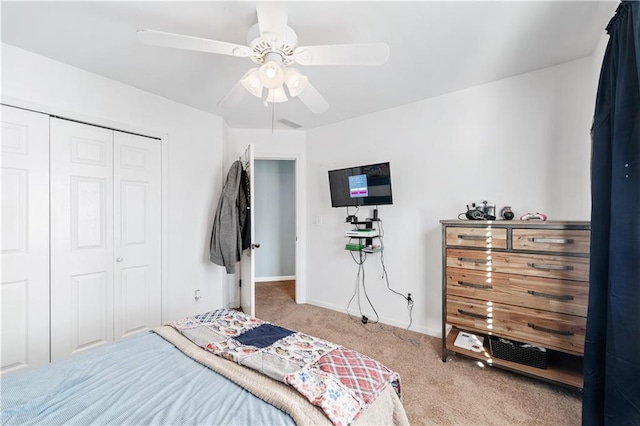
[253,158,297,283]
[254,152,306,304]
[1,97,169,322]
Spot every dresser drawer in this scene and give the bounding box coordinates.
[446,268,588,317]
[446,249,589,282]
[513,229,590,254]
[446,226,507,249]
[447,296,586,355]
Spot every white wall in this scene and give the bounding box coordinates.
[3,33,607,338]
[255,160,296,279]
[306,56,597,336]
[1,43,224,323]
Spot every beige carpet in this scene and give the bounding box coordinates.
[255,281,582,426]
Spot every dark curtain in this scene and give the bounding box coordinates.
[583,1,640,425]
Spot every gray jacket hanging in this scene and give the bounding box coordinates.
[210,160,245,274]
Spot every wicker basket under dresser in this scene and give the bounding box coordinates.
[441,220,590,389]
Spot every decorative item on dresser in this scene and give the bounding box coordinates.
[440,220,590,389]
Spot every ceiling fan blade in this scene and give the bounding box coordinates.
[256,2,288,42]
[293,43,390,66]
[218,80,249,109]
[297,81,329,114]
[137,29,253,58]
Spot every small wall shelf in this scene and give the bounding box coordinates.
[345,220,379,248]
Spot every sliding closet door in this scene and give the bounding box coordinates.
[0,105,50,375]
[50,118,115,361]
[113,131,161,339]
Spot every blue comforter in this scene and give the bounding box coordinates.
[0,332,295,425]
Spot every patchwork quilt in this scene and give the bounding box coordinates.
[170,309,402,426]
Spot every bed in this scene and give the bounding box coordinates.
[1,309,408,425]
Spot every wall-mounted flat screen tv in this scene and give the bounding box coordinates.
[328,162,393,207]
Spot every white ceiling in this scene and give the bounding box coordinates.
[1,1,617,130]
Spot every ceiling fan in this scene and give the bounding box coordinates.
[137,2,389,114]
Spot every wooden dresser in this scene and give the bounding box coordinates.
[441,220,590,388]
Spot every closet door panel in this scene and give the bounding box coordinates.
[113,132,161,339]
[51,118,114,361]
[0,105,50,375]
[71,271,110,350]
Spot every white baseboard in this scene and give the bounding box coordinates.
[305,298,441,338]
[255,275,296,283]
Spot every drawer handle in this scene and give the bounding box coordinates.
[458,281,493,290]
[527,323,574,336]
[458,234,491,241]
[528,238,575,244]
[527,290,574,301]
[457,309,489,320]
[458,257,492,264]
[527,263,574,271]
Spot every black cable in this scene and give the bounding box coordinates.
[348,310,422,348]
[360,262,379,324]
[346,249,380,324]
[378,219,409,300]
[349,247,366,265]
[346,261,362,320]
[344,262,420,345]
[346,210,420,336]
[346,229,368,322]
[346,205,360,222]
[356,262,363,317]
[390,315,421,347]
[376,217,420,339]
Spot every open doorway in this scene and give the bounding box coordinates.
[254,159,296,309]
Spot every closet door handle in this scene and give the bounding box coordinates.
[457,309,489,320]
[457,281,493,290]
[527,263,573,271]
[116,257,123,262]
[527,290,573,301]
[527,323,574,336]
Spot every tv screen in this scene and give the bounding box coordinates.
[328,162,393,207]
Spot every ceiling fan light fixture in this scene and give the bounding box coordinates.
[266,87,288,103]
[240,68,264,98]
[258,61,284,89]
[284,68,308,97]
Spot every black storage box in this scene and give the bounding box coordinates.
[489,336,548,369]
